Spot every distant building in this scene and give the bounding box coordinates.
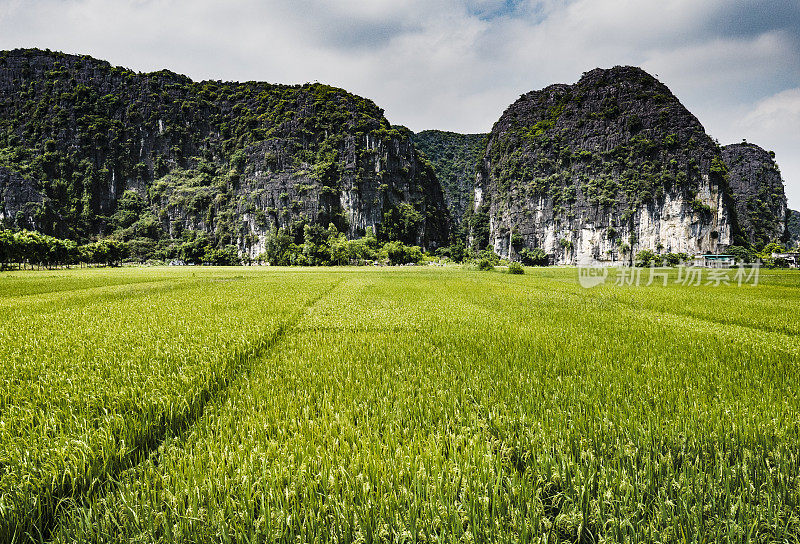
[772,253,800,268]
[694,254,735,268]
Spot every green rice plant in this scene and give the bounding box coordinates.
[0,267,339,541]
[1,267,798,542]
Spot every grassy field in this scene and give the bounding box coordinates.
[0,266,798,543]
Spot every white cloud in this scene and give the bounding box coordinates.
[0,0,798,207]
[743,88,800,128]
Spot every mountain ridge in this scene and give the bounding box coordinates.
[0,48,451,259]
[0,49,791,262]
[473,65,739,264]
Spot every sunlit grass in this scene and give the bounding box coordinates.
[1,266,798,542]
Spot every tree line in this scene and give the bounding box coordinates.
[255,224,424,266]
[0,225,431,270]
[0,230,126,269]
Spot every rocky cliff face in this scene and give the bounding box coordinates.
[721,143,788,247]
[475,66,737,264]
[3,50,788,261]
[410,130,487,228]
[0,166,42,229]
[0,49,450,252]
[789,210,800,247]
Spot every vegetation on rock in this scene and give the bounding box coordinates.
[410,130,487,228]
[0,50,791,266]
[474,66,743,264]
[0,48,451,261]
[721,142,788,249]
[789,209,800,247]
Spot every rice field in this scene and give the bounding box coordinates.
[0,266,798,543]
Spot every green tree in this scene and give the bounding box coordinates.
[77,239,127,266]
[111,190,146,231]
[380,241,423,265]
[347,238,378,264]
[519,247,548,266]
[726,245,756,264]
[262,228,295,265]
[328,232,351,265]
[381,203,423,245]
[759,242,786,267]
[0,230,13,269]
[203,245,240,266]
[178,233,212,265]
[635,249,656,267]
[302,224,332,265]
[436,240,466,263]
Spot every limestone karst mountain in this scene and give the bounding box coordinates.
[788,210,800,247]
[721,142,788,246]
[409,130,487,229]
[472,66,742,265]
[0,48,451,259]
[0,50,791,262]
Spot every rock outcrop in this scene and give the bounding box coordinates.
[789,210,800,247]
[1,50,789,260]
[0,166,42,229]
[475,66,737,264]
[0,48,450,252]
[721,143,788,247]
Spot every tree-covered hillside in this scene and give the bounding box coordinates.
[1,50,791,265]
[721,143,788,249]
[0,48,450,261]
[475,66,741,263]
[410,130,487,228]
[788,209,800,248]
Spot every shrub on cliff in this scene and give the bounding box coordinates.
[636,249,656,267]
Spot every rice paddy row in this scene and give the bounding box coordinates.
[1,266,798,542]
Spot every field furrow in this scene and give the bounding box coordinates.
[0,270,340,541]
[1,267,798,543]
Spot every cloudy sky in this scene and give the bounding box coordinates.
[1,0,799,208]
